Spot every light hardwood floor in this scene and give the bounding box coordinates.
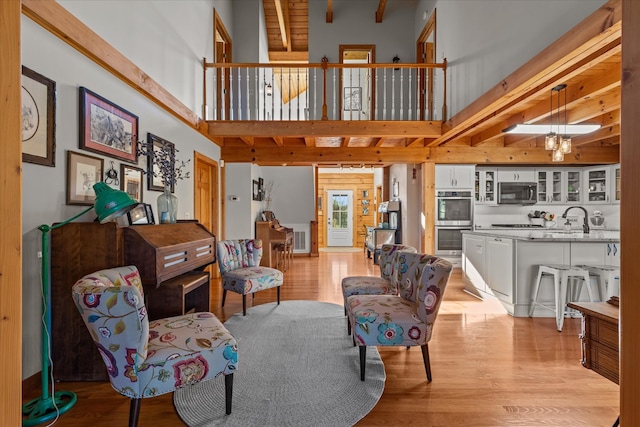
[23,251,619,426]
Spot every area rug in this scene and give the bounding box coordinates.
[319,247,363,253]
[173,300,385,427]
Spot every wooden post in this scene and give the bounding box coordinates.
[321,56,328,120]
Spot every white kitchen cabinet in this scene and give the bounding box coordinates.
[497,168,535,183]
[474,168,497,205]
[436,165,475,189]
[570,242,620,267]
[584,166,612,204]
[611,164,621,204]
[564,168,583,204]
[535,169,563,204]
[485,237,513,301]
[462,234,486,294]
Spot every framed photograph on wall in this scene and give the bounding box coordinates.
[252,180,260,201]
[343,87,361,111]
[79,86,138,163]
[66,151,104,205]
[120,164,144,202]
[21,66,56,166]
[258,177,264,201]
[146,133,175,192]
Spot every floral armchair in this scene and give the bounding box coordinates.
[217,239,284,315]
[341,244,417,333]
[71,266,237,426]
[346,253,453,382]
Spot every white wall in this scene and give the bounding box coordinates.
[434,0,606,117]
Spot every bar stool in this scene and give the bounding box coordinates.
[578,264,620,301]
[529,264,595,331]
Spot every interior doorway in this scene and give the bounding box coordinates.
[339,44,375,120]
[417,9,436,120]
[213,9,232,120]
[327,190,353,246]
[194,151,220,278]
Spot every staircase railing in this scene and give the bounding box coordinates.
[202,59,446,122]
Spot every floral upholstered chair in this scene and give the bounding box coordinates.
[341,244,417,333]
[71,266,237,426]
[346,253,453,382]
[217,239,284,315]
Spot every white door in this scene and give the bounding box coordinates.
[327,190,353,246]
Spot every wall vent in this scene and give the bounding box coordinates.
[294,231,306,250]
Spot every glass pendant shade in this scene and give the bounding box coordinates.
[552,148,564,162]
[545,133,558,151]
[559,136,572,154]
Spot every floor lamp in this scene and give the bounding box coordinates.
[22,182,137,426]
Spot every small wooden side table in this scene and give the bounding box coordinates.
[566,301,619,384]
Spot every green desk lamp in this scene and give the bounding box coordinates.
[22,182,137,426]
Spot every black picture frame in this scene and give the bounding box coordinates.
[146,133,175,192]
[66,150,104,206]
[252,179,260,201]
[79,86,138,163]
[258,177,265,201]
[126,202,155,225]
[21,66,56,166]
[120,164,144,202]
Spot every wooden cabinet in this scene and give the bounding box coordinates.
[436,165,475,189]
[566,302,619,384]
[571,242,621,268]
[474,168,497,205]
[51,221,216,381]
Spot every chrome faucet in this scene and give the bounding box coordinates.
[561,206,590,233]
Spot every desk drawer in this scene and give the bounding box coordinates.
[590,340,619,384]
[587,316,618,349]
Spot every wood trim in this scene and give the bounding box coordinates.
[273,0,291,51]
[620,0,640,423]
[422,162,435,254]
[326,0,333,23]
[0,1,23,425]
[21,0,208,135]
[375,0,387,23]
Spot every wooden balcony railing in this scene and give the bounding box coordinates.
[202,59,446,122]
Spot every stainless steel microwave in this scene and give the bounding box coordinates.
[497,182,537,205]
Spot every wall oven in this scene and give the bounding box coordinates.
[435,226,472,256]
[435,190,473,226]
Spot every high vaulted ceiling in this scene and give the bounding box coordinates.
[217,0,621,167]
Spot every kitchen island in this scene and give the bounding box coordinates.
[461,228,620,317]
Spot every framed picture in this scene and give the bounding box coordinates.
[147,133,175,192]
[121,164,144,202]
[79,86,138,163]
[21,66,56,166]
[126,203,155,225]
[258,177,264,201]
[344,87,361,111]
[252,179,260,201]
[66,151,104,206]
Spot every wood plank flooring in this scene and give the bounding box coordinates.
[23,251,619,426]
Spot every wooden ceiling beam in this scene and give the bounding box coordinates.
[304,137,316,147]
[208,120,441,139]
[326,0,333,23]
[273,0,291,51]
[221,145,619,165]
[341,137,351,147]
[240,137,254,146]
[376,0,387,23]
[268,51,309,62]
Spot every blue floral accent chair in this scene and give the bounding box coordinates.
[71,265,238,426]
[341,244,417,332]
[346,253,453,382]
[217,239,284,315]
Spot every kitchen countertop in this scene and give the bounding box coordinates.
[463,228,620,242]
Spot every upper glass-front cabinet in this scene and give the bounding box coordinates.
[535,169,581,204]
[566,169,582,204]
[584,166,611,204]
[475,169,496,205]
